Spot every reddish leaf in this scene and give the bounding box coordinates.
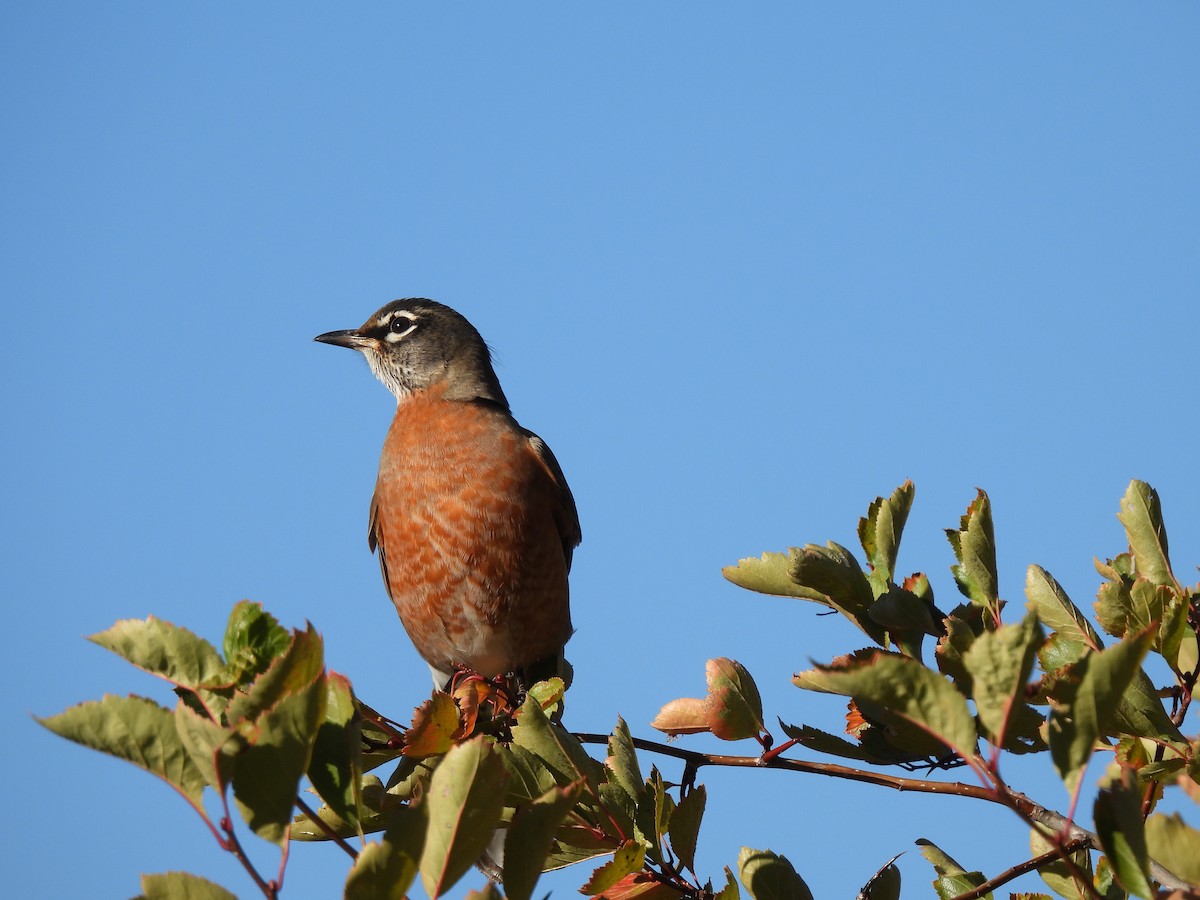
[403,692,460,757]
[598,872,686,899]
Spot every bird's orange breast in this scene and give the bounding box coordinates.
[370,384,572,678]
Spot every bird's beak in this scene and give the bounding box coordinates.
[314,329,372,350]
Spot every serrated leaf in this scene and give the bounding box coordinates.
[723,551,827,601]
[503,781,584,900]
[1094,768,1154,898]
[668,785,705,873]
[1145,812,1200,887]
[1117,480,1173,587]
[945,489,999,620]
[222,601,291,686]
[705,658,764,741]
[402,692,461,758]
[1025,566,1103,650]
[715,866,741,900]
[777,721,883,763]
[1048,628,1154,790]
[858,481,915,594]
[797,652,976,759]
[226,623,324,725]
[38,694,207,810]
[231,670,327,845]
[963,611,1042,748]
[789,542,886,645]
[607,716,643,801]
[598,872,685,899]
[344,804,426,900]
[420,737,511,899]
[308,671,361,830]
[737,847,814,900]
[139,871,238,900]
[636,766,671,864]
[89,617,227,690]
[581,840,645,896]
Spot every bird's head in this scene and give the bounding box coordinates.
[315,298,508,407]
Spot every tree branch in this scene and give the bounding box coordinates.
[950,838,1091,900]
[572,733,1195,892]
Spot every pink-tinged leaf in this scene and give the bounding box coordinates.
[580,840,646,896]
[650,697,710,737]
[705,658,764,742]
[597,872,686,899]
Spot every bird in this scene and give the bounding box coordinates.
[315,299,581,692]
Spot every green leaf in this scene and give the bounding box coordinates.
[401,692,461,757]
[308,671,361,830]
[737,847,814,900]
[503,781,584,900]
[138,871,238,900]
[1145,812,1200,888]
[222,601,291,686]
[777,721,884,764]
[1030,827,1092,900]
[963,611,1042,748]
[856,856,901,900]
[606,716,643,802]
[227,623,324,725]
[636,766,672,864]
[722,551,829,602]
[945,489,999,621]
[231,670,327,845]
[1094,768,1154,899]
[858,481,915,595]
[344,805,426,900]
[789,542,885,645]
[38,695,207,810]
[796,652,977,759]
[89,617,227,689]
[1025,566,1103,650]
[715,866,741,900]
[916,839,990,900]
[500,743,561,805]
[174,701,237,792]
[705,658,764,741]
[1117,480,1173,587]
[510,695,603,788]
[1048,628,1154,790]
[580,840,645,896]
[668,785,706,874]
[419,737,511,899]
[1110,668,1186,744]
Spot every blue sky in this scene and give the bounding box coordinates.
[4,5,1198,898]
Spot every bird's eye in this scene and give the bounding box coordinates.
[389,314,417,335]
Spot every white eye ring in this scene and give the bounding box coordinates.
[385,313,418,341]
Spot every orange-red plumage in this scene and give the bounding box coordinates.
[316,299,579,687]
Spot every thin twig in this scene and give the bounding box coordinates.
[295,797,359,860]
[950,838,1091,900]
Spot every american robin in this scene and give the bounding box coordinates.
[315,299,581,690]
